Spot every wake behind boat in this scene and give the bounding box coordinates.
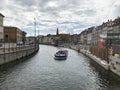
[54,50,68,60]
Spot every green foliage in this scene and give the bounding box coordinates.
[60,36,68,42]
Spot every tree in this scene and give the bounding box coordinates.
[60,36,68,43]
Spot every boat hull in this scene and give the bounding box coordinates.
[54,50,68,60]
[54,56,67,60]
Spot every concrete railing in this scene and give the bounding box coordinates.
[0,44,39,65]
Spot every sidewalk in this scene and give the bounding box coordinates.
[80,49,109,70]
[70,45,109,70]
[70,45,120,77]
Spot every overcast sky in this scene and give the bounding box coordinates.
[0,0,120,36]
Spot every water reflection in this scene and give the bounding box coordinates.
[0,45,120,90]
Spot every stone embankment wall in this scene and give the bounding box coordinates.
[70,45,109,70]
[0,45,39,65]
[70,45,120,77]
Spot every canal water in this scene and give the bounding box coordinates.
[0,45,120,90]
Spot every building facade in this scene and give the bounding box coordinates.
[80,30,87,45]
[87,27,93,45]
[80,17,120,47]
[4,26,25,44]
[0,13,4,46]
[70,34,79,45]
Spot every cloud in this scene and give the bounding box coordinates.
[1,0,120,35]
[0,0,8,10]
[111,1,120,17]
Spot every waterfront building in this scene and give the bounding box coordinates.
[39,28,71,46]
[77,33,81,44]
[46,28,71,46]
[26,36,36,45]
[0,13,4,47]
[112,17,120,33]
[22,31,27,45]
[70,34,79,45]
[80,30,87,45]
[87,27,94,45]
[80,17,120,47]
[38,35,44,44]
[4,26,26,44]
[80,31,84,45]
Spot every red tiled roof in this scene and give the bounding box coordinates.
[47,33,70,37]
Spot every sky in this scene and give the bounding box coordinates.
[0,0,120,36]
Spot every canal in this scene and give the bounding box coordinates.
[0,45,120,90]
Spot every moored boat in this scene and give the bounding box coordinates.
[54,50,68,60]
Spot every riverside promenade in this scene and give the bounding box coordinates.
[0,44,39,65]
[70,45,110,70]
[70,45,120,77]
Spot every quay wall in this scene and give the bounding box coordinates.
[70,45,109,70]
[70,45,120,77]
[109,56,120,77]
[0,45,39,65]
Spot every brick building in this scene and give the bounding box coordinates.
[4,26,26,44]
